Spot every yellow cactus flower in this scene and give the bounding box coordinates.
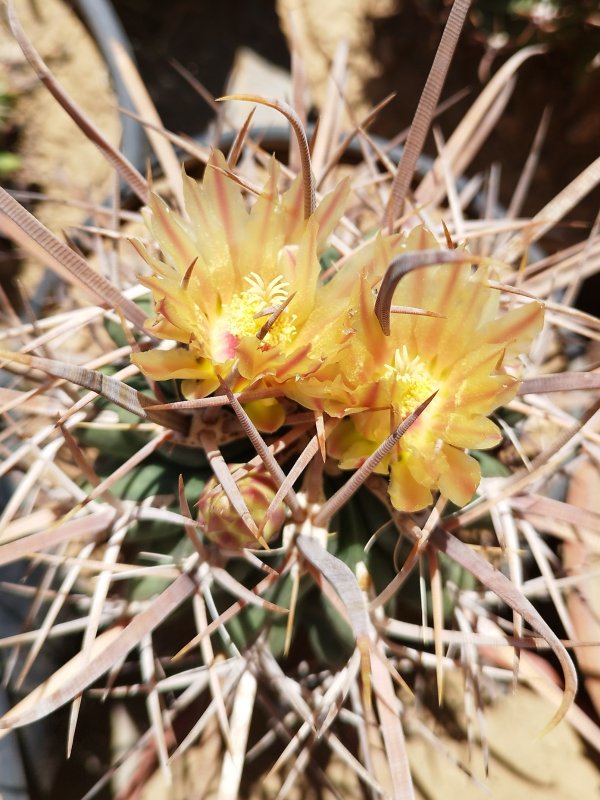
[131,149,542,513]
[131,150,350,430]
[292,227,545,511]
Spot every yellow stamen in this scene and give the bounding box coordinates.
[213,272,297,361]
[383,345,437,418]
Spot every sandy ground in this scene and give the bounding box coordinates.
[0,0,119,225]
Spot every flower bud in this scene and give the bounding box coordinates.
[198,467,286,548]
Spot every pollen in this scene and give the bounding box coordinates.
[221,272,297,351]
[383,345,437,418]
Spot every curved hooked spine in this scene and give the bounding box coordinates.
[217,94,316,219]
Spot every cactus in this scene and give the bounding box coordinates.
[1,2,599,797]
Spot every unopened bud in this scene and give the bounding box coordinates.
[198,466,286,548]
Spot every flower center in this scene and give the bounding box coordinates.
[212,272,297,362]
[383,345,437,418]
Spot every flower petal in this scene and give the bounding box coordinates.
[312,177,351,250]
[281,173,304,242]
[480,300,544,357]
[242,158,286,285]
[437,446,481,507]
[284,218,320,327]
[389,458,433,512]
[181,374,220,399]
[443,413,502,449]
[243,398,286,433]
[146,194,199,274]
[132,348,214,380]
